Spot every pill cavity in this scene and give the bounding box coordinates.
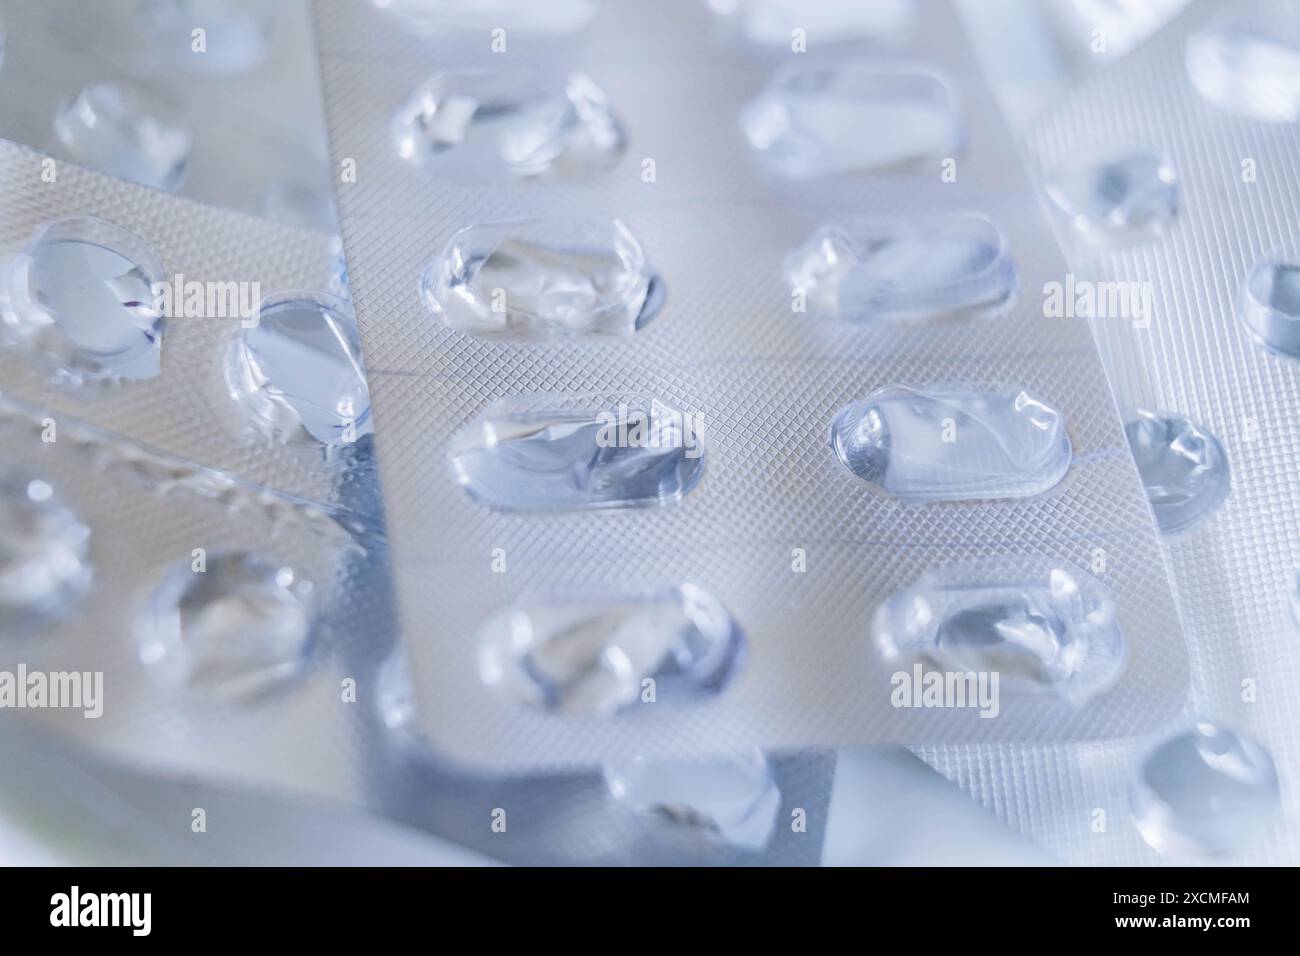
[373,0,596,37]
[394,71,624,179]
[604,749,779,850]
[422,218,661,338]
[138,551,314,700]
[1131,720,1281,855]
[226,291,372,448]
[1186,8,1300,123]
[0,477,91,634]
[787,214,1017,322]
[711,0,914,48]
[1125,410,1229,534]
[0,217,165,384]
[478,584,744,715]
[141,0,273,76]
[1237,256,1300,358]
[831,385,1071,501]
[740,61,961,178]
[1044,149,1179,245]
[451,398,704,512]
[53,81,192,191]
[874,560,1125,704]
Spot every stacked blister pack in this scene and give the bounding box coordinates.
[0,0,836,866]
[920,0,1296,865]
[312,0,1202,859]
[4,0,1292,866]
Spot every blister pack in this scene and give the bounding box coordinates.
[921,0,1299,864]
[0,139,382,527]
[314,0,1191,771]
[0,0,845,865]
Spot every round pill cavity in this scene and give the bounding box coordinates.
[1125,410,1229,534]
[1044,149,1179,245]
[1237,255,1300,358]
[1131,720,1281,855]
[227,291,372,448]
[138,551,314,701]
[0,217,165,385]
[0,476,91,634]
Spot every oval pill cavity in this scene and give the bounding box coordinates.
[394,71,624,179]
[1125,410,1229,534]
[373,0,596,38]
[477,584,744,715]
[54,81,192,191]
[0,217,166,384]
[422,218,661,338]
[142,0,274,76]
[1186,9,1300,123]
[138,551,315,701]
[873,559,1125,705]
[713,0,914,48]
[603,749,779,850]
[740,61,962,178]
[786,213,1017,322]
[1131,720,1281,855]
[451,397,704,512]
[831,384,1071,501]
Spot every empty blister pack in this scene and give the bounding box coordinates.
[0,391,369,798]
[0,0,848,866]
[0,387,840,864]
[921,0,1299,864]
[0,140,380,529]
[313,0,1190,770]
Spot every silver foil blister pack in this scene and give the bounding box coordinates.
[0,2,843,865]
[314,0,1190,770]
[0,138,375,798]
[922,0,1299,864]
[0,140,379,526]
